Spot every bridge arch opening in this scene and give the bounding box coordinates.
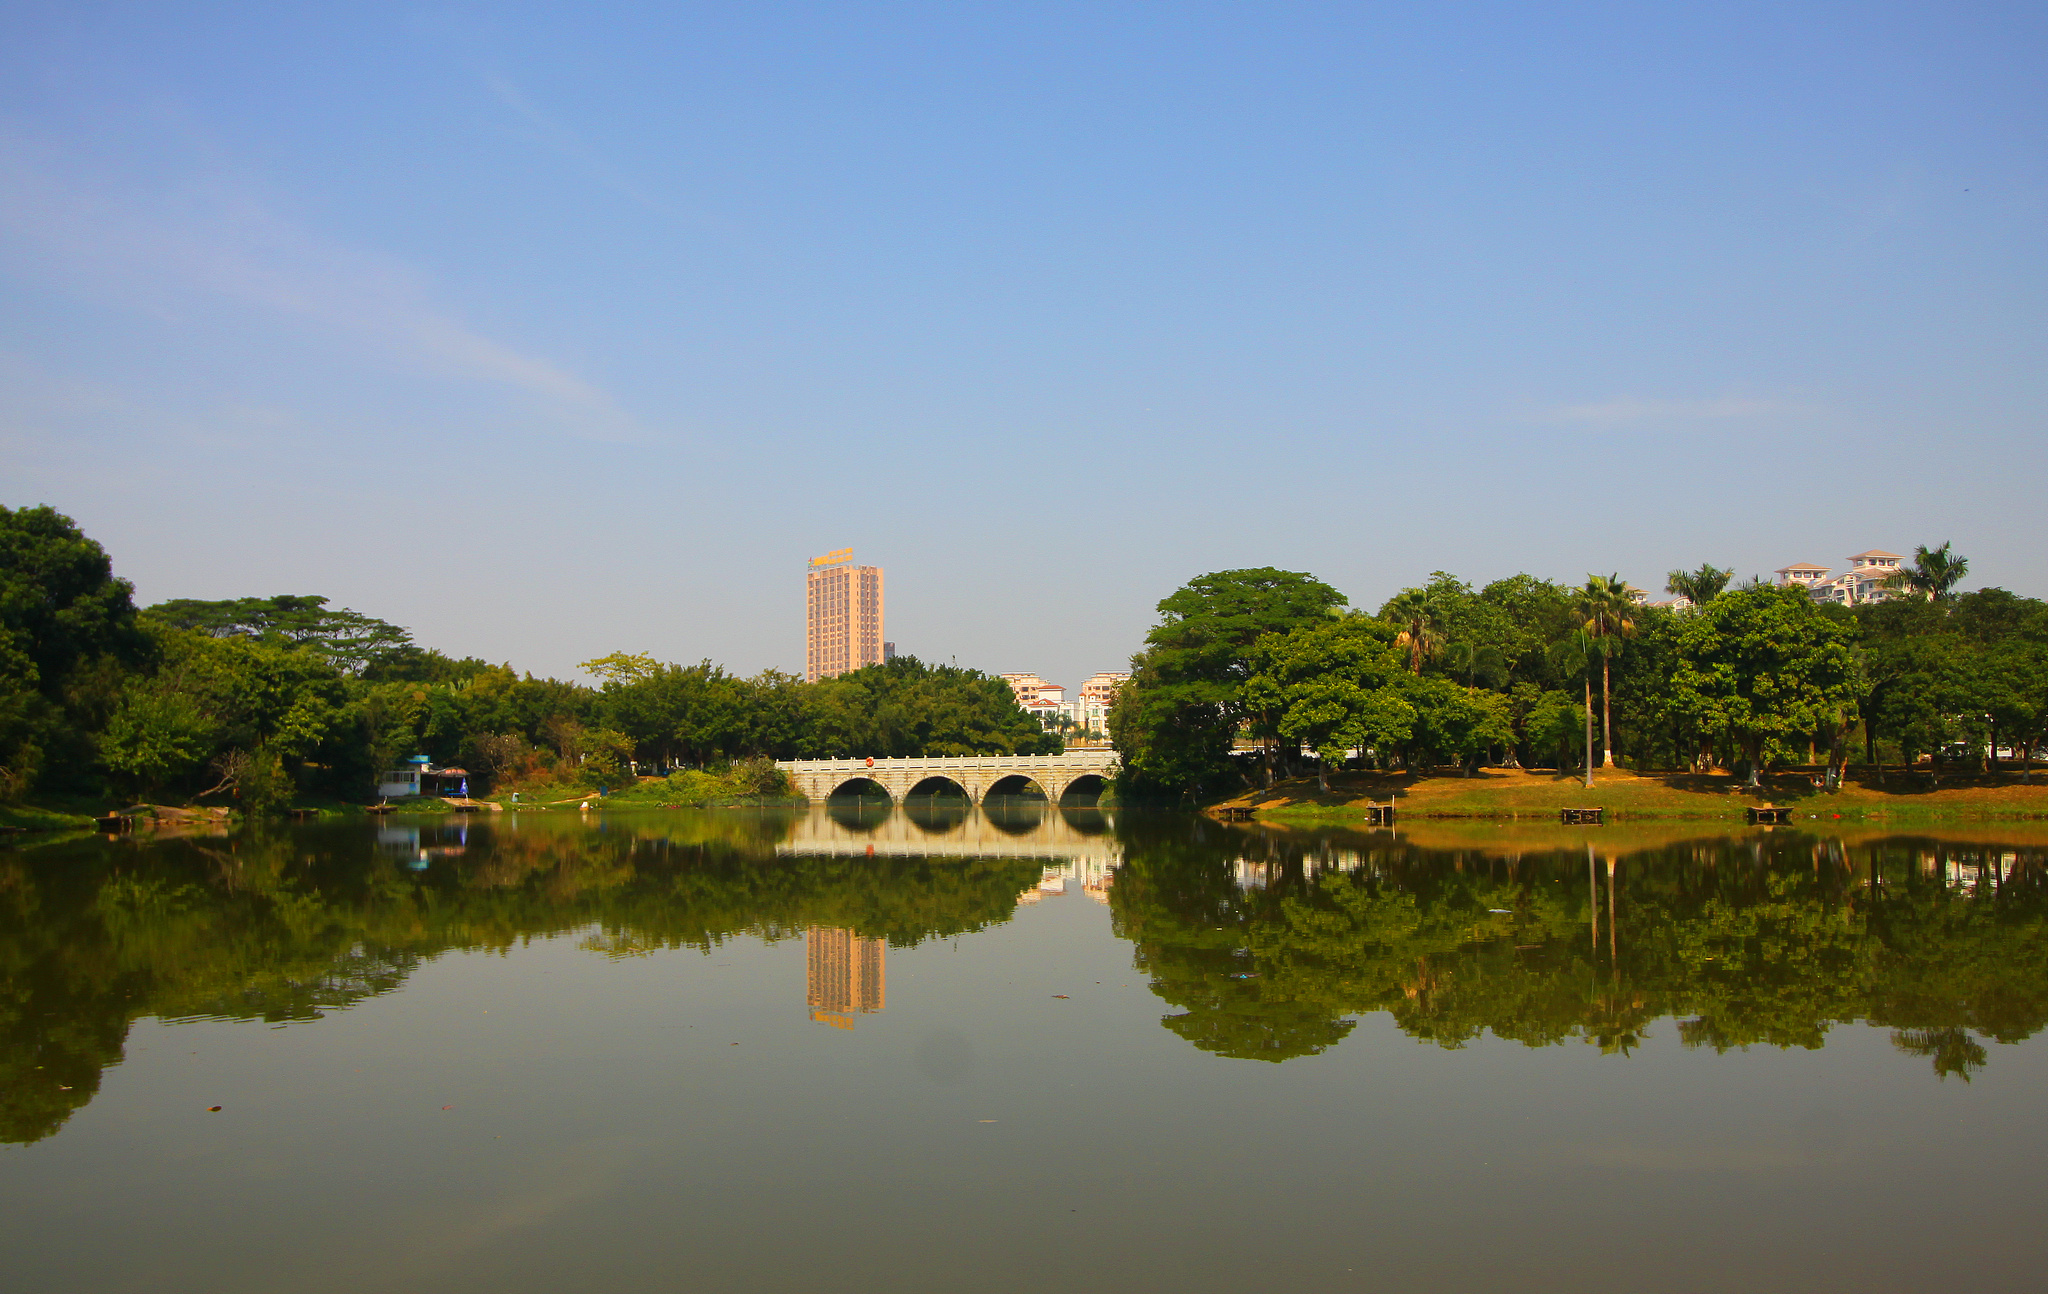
[983,774,1048,802]
[906,776,971,801]
[1058,774,1110,804]
[826,777,893,803]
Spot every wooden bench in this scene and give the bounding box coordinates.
[1217,806,1256,821]
[1364,803,1396,826]
[1561,807,1605,825]
[1746,805,1794,825]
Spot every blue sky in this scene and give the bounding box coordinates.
[4,2,2043,687]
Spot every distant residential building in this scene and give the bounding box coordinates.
[883,641,897,661]
[1775,550,1906,606]
[1005,671,1126,740]
[1773,561,1831,588]
[1001,673,1053,705]
[805,548,884,681]
[1079,671,1130,705]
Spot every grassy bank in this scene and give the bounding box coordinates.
[484,771,804,811]
[1222,766,2048,823]
[0,801,98,831]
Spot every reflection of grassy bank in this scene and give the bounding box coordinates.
[1227,767,2048,823]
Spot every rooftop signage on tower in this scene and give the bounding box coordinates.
[808,548,854,569]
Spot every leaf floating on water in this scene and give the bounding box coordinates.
[442,1105,454,1110]
[1051,994,1069,999]
[207,1106,222,1112]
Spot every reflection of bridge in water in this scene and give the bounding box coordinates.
[775,752,1119,804]
[776,804,1123,866]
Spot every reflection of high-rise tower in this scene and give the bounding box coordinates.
[806,926,886,1029]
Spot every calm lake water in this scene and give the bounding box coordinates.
[5,806,2048,1293]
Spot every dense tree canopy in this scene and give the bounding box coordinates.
[0,507,1055,808]
[1111,569,1347,799]
[1110,545,2044,796]
[0,506,148,796]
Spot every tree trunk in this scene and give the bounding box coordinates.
[1317,759,1328,793]
[1582,673,1595,789]
[1601,654,1615,767]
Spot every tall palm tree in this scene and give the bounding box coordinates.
[1381,588,1449,674]
[1575,574,1638,768]
[1664,563,1732,609]
[1884,542,1970,601]
[1546,629,1597,789]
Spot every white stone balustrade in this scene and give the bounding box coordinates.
[774,751,1120,804]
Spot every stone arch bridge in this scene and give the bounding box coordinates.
[775,752,1119,805]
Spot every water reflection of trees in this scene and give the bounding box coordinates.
[1106,822,2048,1074]
[0,817,1041,1146]
[10,817,2046,1146]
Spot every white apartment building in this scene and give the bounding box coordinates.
[1004,670,1128,740]
[1079,671,1130,704]
[1000,673,1054,705]
[1775,550,1906,606]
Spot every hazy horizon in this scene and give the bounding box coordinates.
[6,3,2043,688]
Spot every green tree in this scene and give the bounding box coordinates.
[1244,617,1413,791]
[1524,689,1587,771]
[1112,569,1347,798]
[0,505,148,797]
[1546,629,1598,787]
[1575,573,1638,768]
[1669,586,1862,788]
[1665,563,1732,608]
[1399,674,1514,774]
[1883,542,1970,602]
[97,687,214,800]
[1381,586,1451,674]
[145,595,412,674]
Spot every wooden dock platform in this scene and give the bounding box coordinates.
[1560,807,1605,825]
[1746,805,1794,825]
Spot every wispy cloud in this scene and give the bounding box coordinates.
[482,73,666,213]
[1536,396,1803,427]
[0,124,637,438]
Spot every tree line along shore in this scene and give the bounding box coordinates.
[3,503,2044,828]
[1109,559,2048,819]
[0,505,1053,828]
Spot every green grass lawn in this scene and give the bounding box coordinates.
[0,801,98,831]
[1229,765,2048,822]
